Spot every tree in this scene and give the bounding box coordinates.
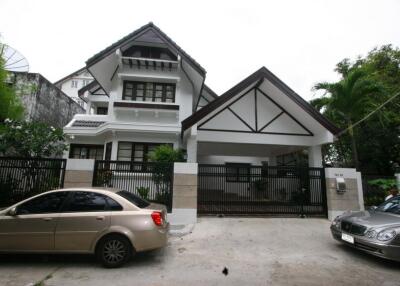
[0,120,68,157]
[312,45,400,174]
[312,69,384,170]
[0,43,24,121]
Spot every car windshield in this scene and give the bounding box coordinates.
[116,190,150,208]
[376,196,400,215]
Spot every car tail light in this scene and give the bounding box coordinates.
[151,211,163,226]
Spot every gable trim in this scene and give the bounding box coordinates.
[182,66,340,135]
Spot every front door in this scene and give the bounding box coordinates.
[0,192,69,251]
[55,191,110,252]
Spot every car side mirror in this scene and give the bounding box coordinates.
[8,207,17,216]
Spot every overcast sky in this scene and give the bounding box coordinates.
[1,0,399,100]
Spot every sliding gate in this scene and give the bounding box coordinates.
[198,164,327,217]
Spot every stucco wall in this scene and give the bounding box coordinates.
[11,72,85,128]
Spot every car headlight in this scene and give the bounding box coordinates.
[332,216,341,229]
[377,229,396,241]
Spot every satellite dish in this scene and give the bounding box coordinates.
[0,44,29,72]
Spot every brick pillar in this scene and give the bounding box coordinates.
[325,168,364,220]
[167,163,198,225]
[64,159,95,188]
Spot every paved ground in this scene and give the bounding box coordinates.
[0,217,399,286]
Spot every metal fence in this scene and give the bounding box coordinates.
[362,174,396,206]
[92,160,174,212]
[0,157,66,207]
[198,164,327,216]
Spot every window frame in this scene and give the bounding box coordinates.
[60,191,123,213]
[96,107,108,115]
[69,144,104,160]
[225,163,251,183]
[16,191,69,215]
[122,81,176,103]
[117,142,171,163]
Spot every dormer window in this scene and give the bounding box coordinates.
[122,46,177,61]
[123,81,175,103]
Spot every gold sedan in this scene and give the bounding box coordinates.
[0,188,169,268]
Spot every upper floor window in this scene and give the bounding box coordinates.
[122,46,177,61]
[123,81,175,103]
[71,80,78,88]
[82,79,91,87]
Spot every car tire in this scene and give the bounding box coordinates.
[96,234,133,268]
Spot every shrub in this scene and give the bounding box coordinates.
[136,186,149,200]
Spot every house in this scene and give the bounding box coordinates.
[7,71,85,128]
[54,67,93,109]
[63,22,339,168]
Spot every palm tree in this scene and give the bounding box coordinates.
[311,69,383,170]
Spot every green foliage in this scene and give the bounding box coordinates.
[364,178,397,206]
[148,144,185,163]
[136,186,149,200]
[0,43,24,121]
[96,170,113,187]
[0,120,67,157]
[311,45,400,174]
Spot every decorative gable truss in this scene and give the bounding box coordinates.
[198,87,313,136]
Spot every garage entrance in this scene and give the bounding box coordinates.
[197,164,327,217]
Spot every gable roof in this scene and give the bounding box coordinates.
[54,66,87,86]
[182,66,341,135]
[86,22,206,76]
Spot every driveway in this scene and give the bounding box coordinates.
[0,217,399,286]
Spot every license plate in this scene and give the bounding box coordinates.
[341,233,354,244]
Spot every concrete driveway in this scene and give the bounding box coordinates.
[0,217,399,286]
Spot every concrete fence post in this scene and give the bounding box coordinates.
[64,159,95,188]
[167,162,198,225]
[325,168,364,221]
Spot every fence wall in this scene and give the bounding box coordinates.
[0,157,66,207]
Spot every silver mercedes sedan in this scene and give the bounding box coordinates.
[0,188,169,268]
[331,195,400,261]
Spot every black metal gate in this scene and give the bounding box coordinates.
[198,164,327,217]
[0,157,66,207]
[92,160,174,212]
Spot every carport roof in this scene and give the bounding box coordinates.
[182,66,341,135]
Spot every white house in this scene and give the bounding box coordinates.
[63,22,339,167]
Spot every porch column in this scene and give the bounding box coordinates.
[186,136,197,163]
[308,145,323,167]
[110,139,118,160]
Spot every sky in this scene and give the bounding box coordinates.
[1,0,399,101]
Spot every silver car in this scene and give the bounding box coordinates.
[0,188,169,268]
[331,195,400,261]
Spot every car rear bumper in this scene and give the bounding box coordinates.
[135,223,169,252]
[331,227,400,262]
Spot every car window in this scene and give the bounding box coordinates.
[116,190,150,208]
[106,196,123,211]
[17,192,69,215]
[377,196,400,214]
[64,191,108,212]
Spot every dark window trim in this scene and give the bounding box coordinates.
[117,141,172,163]
[225,163,251,183]
[97,107,108,115]
[122,81,176,103]
[69,144,104,160]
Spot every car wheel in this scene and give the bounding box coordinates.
[96,234,133,268]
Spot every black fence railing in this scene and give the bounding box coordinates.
[0,157,66,207]
[362,174,396,206]
[92,160,174,212]
[198,164,327,216]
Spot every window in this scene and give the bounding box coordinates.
[377,196,400,214]
[71,80,78,88]
[17,192,69,215]
[69,144,104,160]
[64,192,107,212]
[82,79,92,87]
[117,142,169,162]
[225,163,251,182]
[122,81,175,103]
[97,107,108,115]
[116,191,150,208]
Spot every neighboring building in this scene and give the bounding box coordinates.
[8,72,85,128]
[63,22,339,167]
[54,67,93,109]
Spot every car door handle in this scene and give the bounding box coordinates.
[96,216,105,221]
[42,217,53,221]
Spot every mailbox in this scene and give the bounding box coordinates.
[336,177,346,193]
